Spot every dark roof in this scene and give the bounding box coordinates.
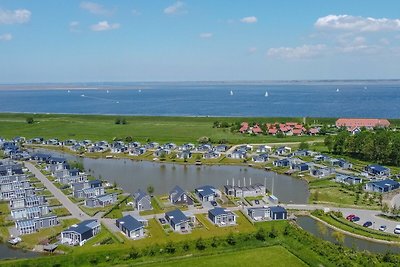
[116,215,143,231]
[208,207,234,217]
[89,180,102,187]
[169,185,186,203]
[195,185,215,198]
[269,206,287,213]
[368,164,389,172]
[165,209,189,225]
[369,179,399,188]
[64,220,98,235]
[134,189,149,202]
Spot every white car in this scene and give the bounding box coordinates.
[394,225,400,234]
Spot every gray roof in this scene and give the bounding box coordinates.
[116,215,143,231]
[169,185,186,203]
[64,219,98,235]
[269,206,287,213]
[195,185,215,198]
[165,209,189,225]
[134,189,149,202]
[208,207,235,217]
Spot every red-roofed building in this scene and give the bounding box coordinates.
[268,128,278,135]
[239,122,249,133]
[308,128,319,135]
[292,128,303,135]
[252,125,263,134]
[336,118,390,129]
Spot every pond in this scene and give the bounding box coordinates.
[32,149,310,204]
[0,243,38,260]
[296,216,400,254]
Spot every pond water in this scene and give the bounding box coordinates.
[33,149,309,204]
[0,244,38,260]
[296,216,400,254]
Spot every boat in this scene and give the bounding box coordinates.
[116,101,119,104]
[265,91,269,97]
[138,89,142,93]
[67,90,71,93]
[230,90,234,96]
[105,155,114,159]
[106,90,109,93]
[8,237,22,245]
[336,88,340,92]
[81,94,85,97]
[364,86,368,90]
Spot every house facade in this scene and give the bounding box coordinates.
[165,209,190,232]
[61,220,101,246]
[208,208,236,226]
[116,215,145,239]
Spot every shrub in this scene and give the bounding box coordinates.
[195,237,206,250]
[26,117,34,124]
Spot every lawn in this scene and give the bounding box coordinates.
[0,113,324,145]
[139,245,306,267]
[51,207,72,217]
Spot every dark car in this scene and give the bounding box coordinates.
[254,200,260,205]
[159,218,166,224]
[363,221,373,227]
[351,216,360,222]
[210,201,218,207]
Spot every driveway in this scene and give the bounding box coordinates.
[25,162,90,221]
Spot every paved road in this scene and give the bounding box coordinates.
[25,162,90,221]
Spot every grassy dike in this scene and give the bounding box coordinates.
[1,221,399,267]
[0,113,328,144]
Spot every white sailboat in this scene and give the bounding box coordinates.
[230,90,234,96]
[364,86,368,90]
[67,90,71,93]
[81,94,85,97]
[336,88,340,92]
[265,91,269,97]
[138,89,142,93]
[106,90,109,93]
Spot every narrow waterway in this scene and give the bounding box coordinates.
[296,216,400,253]
[0,244,38,260]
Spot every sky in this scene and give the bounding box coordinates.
[1,0,400,83]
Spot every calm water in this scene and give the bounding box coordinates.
[1,82,400,117]
[0,244,38,259]
[34,149,309,203]
[297,216,400,253]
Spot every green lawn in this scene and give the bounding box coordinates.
[51,207,72,217]
[139,246,306,267]
[0,113,324,145]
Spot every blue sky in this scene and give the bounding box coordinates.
[1,0,400,83]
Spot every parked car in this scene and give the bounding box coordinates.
[159,218,166,224]
[363,221,373,227]
[254,200,260,205]
[379,225,387,231]
[210,201,218,207]
[394,225,400,234]
[346,214,355,221]
[351,216,360,222]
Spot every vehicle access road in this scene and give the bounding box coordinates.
[25,162,90,221]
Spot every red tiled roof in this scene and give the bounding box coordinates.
[292,129,303,135]
[309,128,319,134]
[336,118,390,128]
[252,125,263,134]
[268,128,277,134]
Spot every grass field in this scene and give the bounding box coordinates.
[0,113,325,144]
[138,245,306,267]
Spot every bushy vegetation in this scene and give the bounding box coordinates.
[325,128,400,166]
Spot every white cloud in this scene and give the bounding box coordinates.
[80,1,114,16]
[0,33,12,41]
[267,44,326,59]
[0,9,31,25]
[90,21,120,31]
[240,16,257,24]
[199,32,213,39]
[164,1,186,15]
[248,47,257,54]
[69,21,80,32]
[132,9,141,16]
[315,15,400,32]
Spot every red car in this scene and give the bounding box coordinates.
[346,214,356,221]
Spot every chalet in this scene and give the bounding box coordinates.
[180,143,195,151]
[229,149,246,159]
[176,150,192,159]
[208,208,236,226]
[162,143,177,150]
[365,164,390,177]
[197,144,213,152]
[31,153,51,162]
[269,206,288,220]
[194,185,220,202]
[61,220,101,246]
[153,148,170,157]
[203,151,220,159]
[11,205,49,220]
[274,146,291,155]
[337,159,353,169]
[247,206,287,221]
[224,183,265,198]
[291,163,311,172]
[214,145,228,152]
[133,189,152,211]
[256,145,272,153]
[116,215,145,239]
[308,128,320,135]
[251,125,263,134]
[365,179,399,193]
[128,141,141,148]
[146,142,160,149]
[335,174,362,185]
[165,209,190,232]
[85,193,117,207]
[273,158,291,167]
[252,154,269,163]
[16,215,58,235]
[292,150,311,157]
[169,186,193,205]
[129,147,146,156]
[71,144,86,152]
[314,154,330,162]
[310,167,335,178]
[239,122,249,133]
[9,195,46,209]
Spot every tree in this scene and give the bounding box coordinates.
[121,118,127,125]
[182,241,190,251]
[299,142,309,150]
[210,236,218,247]
[197,136,210,144]
[255,227,266,241]
[115,117,121,124]
[382,203,390,214]
[195,237,206,250]
[147,185,154,195]
[26,117,34,124]
[165,241,176,254]
[128,246,140,259]
[226,232,236,245]
[324,135,334,152]
[125,136,133,142]
[332,231,345,245]
[269,226,278,238]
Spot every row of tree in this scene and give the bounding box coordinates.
[324,129,400,166]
